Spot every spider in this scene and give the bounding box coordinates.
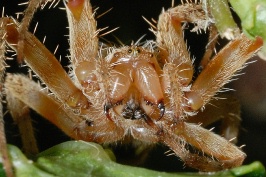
[0,0,263,176]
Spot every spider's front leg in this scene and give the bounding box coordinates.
[66,0,99,95]
[1,17,89,111]
[156,3,263,171]
[185,35,262,111]
[156,3,206,118]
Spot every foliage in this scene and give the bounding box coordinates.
[230,0,266,56]
[0,141,265,177]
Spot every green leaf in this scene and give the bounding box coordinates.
[229,0,266,57]
[207,0,239,39]
[1,141,266,177]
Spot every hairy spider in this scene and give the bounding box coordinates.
[0,0,263,176]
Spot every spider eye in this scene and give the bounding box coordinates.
[128,49,132,53]
[136,48,141,53]
[149,53,154,58]
[154,48,160,54]
[114,53,119,58]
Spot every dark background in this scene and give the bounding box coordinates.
[1,0,266,172]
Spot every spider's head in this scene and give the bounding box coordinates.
[104,46,165,122]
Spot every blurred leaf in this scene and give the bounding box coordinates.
[230,0,266,57]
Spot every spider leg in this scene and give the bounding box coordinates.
[163,121,246,171]
[187,93,241,143]
[5,74,124,143]
[198,25,219,71]
[2,16,123,143]
[6,89,39,156]
[0,19,13,177]
[17,0,47,62]
[156,3,207,118]
[66,0,98,65]
[1,17,90,112]
[155,2,262,171]
[156,3,262,113]
[156,4,197,86]
[186,35,262,111]
[66,0,102,99]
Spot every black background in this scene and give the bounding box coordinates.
[1,0,266,172]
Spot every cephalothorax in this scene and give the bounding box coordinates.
[0,0,263,176]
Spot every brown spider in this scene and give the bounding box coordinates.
[0,0,263,176]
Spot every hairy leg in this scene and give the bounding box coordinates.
[2,17,90,112]
[187,93,241,143]
[6,91,39,156]
[163,121,245,171]
[5,74,125,143]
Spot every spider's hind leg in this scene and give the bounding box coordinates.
[163,121,246,171]
[6,87,39,156]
